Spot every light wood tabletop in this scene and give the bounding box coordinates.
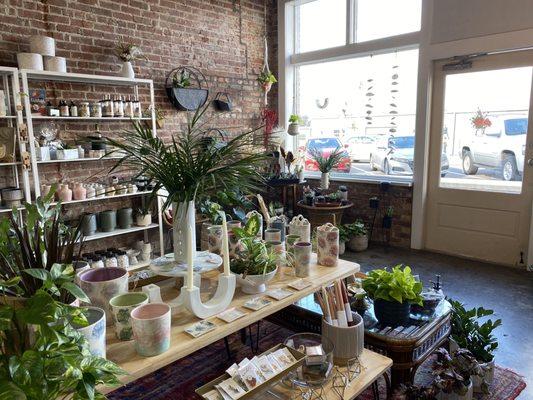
[104,254,360,391]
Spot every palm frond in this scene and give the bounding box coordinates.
[309,146,345,173]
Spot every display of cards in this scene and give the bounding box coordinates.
[288,279,312,291]
[217,308,246,323]
[267,354,283,373]
[272,348,297,368]
[237,362,264,390]
[218,377,246,399]
[204,389,224,400]
[266,288,293,300]
[226,363,239,377]
[253,355,277,380]
[185,320,216,338]
[243,297,272,311]
[214,385,233,400]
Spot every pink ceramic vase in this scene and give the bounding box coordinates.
[73,183,87,200]
[57,184,73,202]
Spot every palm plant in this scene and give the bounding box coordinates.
[309,147,344,173]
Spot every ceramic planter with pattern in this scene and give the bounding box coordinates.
[73,306,106,358]
[131,303,171,357]
[289,215,311,242]
[109,292,149,341]
[317,223,339,267]
[294,241,312,277]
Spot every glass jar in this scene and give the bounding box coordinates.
[116,250,129,269]
[134,98,142,118]
[59,100,69,117]
[90,102,102,118]
[79,102,90,117]
[124,97,133,117]
[114,96,124,118]
[69,101,78,117]
[91,256,104,269]
[101,95,114,117]
[104,252,118,268]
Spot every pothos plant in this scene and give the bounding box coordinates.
[362,265,423,305]
[257,70,277,86]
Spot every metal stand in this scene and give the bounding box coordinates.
[331,356,365,399]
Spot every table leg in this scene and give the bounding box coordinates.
[292,184,297,216]
[372,381,380,400]
[390,366,414,389]
[224,336,232,360]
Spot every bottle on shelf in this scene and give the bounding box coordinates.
[114,96,124,118]
[59,100,69,117]
[69,101,78,117]
[102,95,113,117]
[124,96,132,118]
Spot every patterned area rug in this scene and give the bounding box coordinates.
[108,322,526,400]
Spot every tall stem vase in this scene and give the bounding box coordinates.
[173,201,197,264]
[320,172,330,190]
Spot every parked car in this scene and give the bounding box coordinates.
[460,115,528,181]
[304,137,351,173]
[370,135,449,176]
[346,136,375,162]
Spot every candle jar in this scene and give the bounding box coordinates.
[294,242,312,278]
[116,250,129,269]
[124,98,133,117]
[69,101,78,117]
[114,97,124,117]
[90,102,102,118]
[90,256,104,269]
[104,252,118,268]
[79,102,90,117]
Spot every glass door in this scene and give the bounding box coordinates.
[425,51,533,266]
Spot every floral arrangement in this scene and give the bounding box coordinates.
[114,43,146,62]
[471,109,492,131]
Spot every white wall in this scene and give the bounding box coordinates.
[431,0,533,44]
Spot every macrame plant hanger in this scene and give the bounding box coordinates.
[261,36,271,105]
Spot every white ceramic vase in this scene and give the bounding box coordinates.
[173,201,196,264]
[320,172,330,190]
[73,306,106,358]
[121,61,135,78]
[29,35,55,56]
[289,215,311,242]
[17,53,43,70]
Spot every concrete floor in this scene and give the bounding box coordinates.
[341,245,533,399]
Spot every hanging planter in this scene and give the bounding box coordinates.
[287,114,302,136]
[258,37,277,105]
[165,66,209,111]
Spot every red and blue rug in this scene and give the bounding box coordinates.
[108,322,526,399]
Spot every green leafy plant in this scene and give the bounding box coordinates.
[386,206,394,217]
[432,348,488,396]
[392,383,437,400]
[342,221,367,238]
[172,69,191,88]
[288,114,302,124]
[268,201,283,216]
[231,215,277,276]
[199,200,223,225]
[309,147,345,173]
[337,225,350,243]
[106,105,268,211]
[362,265,423,305]
[449,299,502,363]
[211,189,255,222]
[135,194,155,217]
[0,189,83,301]
[257,71,277,85]
[114,42,146,62]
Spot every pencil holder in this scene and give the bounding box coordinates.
[316,223,339,267]
[321,312,364,365]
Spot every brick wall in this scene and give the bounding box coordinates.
[300,179,413,248]
[0,0,278,253]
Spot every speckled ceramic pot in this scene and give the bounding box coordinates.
[131,303,171,357]
[72,306,106,358]
[294,241,312,278]
[109,292,149,341]
[264,228,281,242]
[316,223,339,267]
[289,215,311,242]
[78,267,128,324]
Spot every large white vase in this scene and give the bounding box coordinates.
[173,201,197,264]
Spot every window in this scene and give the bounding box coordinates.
[286,0,422,183]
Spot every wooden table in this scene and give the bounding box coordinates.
[266,349,392,399]
[104,255,359,392]
[296,201,353,228]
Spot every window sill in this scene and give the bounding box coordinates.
[304,173,413,188]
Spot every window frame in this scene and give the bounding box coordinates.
[280,0,421,185]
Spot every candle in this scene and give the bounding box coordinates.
[186,224,194,290]
[220,211,230,276]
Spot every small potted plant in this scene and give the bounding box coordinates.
[114,42,146,79]
[230,215,278,294]
[344,220,368,252]
[337,225,349,255]
[143,106,166,129]
[324,191,341,204]
[257,70,277,92]
[135,197,153,227]
[199,199,224,249]
[449,299,501,390]
[304,191,314,206]
[287,114,302,136]
[383,206,393,228]
[362,265,423,326]
[432,348,488,400]
[269,201,284,216]
[309,147,345,190]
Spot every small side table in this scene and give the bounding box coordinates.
[266,180,306,217]
[296,201,353,228]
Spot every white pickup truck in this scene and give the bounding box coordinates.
[461,115,528,181]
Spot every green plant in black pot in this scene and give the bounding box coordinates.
[382,206,393,229]
[362,265,423,326]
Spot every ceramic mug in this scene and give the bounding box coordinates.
[98,210,116,232]
[109,292,149,341]
[72,306,106,358]
[316,223,339,267]
[264,228,281,242]
[117,207,133,229]
[294,242,312,278]
[131,303,171,357]
[78,267,128,324]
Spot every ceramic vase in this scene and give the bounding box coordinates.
[322,312,364,365]
[43,56,66,72]
[236,267,278,294]
[57,184,72,202]
[294,242,312,278]
[136,213,152,227]
[81,213,97,236]
[289,215,311,242]
[72,306,106,358]
[78,267,128,324]
[269,217,286,242]
[173,201,196,264]
[121,61,135,78]
[320,172,330,190]
[41,184,51,198]
[207,225,223,255]
[131,303,171,357]
[117,207,133,229]
[98,210,117,232]
[16,53,43,70]
[73,183,86,200]
[86,185,96,199]
[316,223,339,267]
[109,292,149,341]
[264,228,281,242]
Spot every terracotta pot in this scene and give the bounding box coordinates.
[316,223,339,267]
[72,306,106,358]
[347,235,368,252]
[131,303,171,357]
[110,292,149,341]
[294,241,312,278]
[78,267,128,324]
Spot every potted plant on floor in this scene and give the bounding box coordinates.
[392,383,438,400]
[362,265,423,326]
[287,114,302,136]
[383,206,393,228]
[337,225,349,255]
[344,220,368,252]
[432,348,488,400]
[106,104,267,265]
[449,299,501,390]
[230,214,278,294]
[114,42,146,79]
[309,147,345,190]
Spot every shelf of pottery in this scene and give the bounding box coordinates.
[9,35,165,274]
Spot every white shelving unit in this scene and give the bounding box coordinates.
[18,69,165,259]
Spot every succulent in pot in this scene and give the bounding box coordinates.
[343,220,368,252]
[287,114,302,136]
[362,265,423,326]
[135,195,154,227]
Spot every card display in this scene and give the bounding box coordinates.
[185,320,216,338]
[217,308,247,323]
[288,279,312,291]
[243,297,272,311]
[266,288,293,300]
